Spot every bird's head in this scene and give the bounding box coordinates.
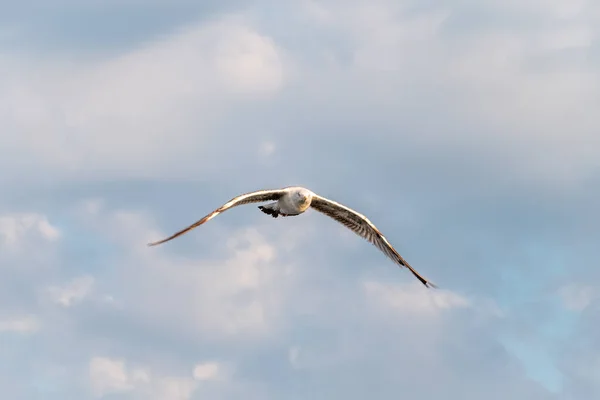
[295,189,311,204]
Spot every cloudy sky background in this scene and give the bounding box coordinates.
[1,0,599,398]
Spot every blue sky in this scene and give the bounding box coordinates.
[1,0,599,398]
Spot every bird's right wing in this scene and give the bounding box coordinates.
[310,194,436,288]
[147,189,286,246]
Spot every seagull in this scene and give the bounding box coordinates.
[148,186,436,288]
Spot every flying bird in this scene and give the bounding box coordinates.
[148,186,436,288]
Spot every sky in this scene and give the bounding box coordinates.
[1,0,599,398]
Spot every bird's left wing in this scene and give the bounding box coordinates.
[147,189,286,246]
[310,195,437,288]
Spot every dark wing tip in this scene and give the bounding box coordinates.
[415,273,438,289]
[405,262,438,289]
[425,281,439,289]
[147,235,180,246]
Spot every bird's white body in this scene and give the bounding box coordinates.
[259,186,314,216]
[148,185,436,288]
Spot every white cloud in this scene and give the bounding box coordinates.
[134,228,294,339]
[363,281,470,316]
[0,15,288,182]
[214,22,286,94]
[150,377,198,400]
[89,356,199,400]
[46,275,95,307]
[193,361,225,381]
[500,0,590,19]
[559,283,597,311]
[301,0,331,23]
[291,0,600,185]
[285,341,357,372]
[0,213,60,252]
[259,141,276,157]
[1,1,599,188]
[74,201,299,341]
[538,25,593,50]
[0,314,40,333]
[89,357,135,397]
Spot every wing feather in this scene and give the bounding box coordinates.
[310,195,436,288]
[147,189,285,246]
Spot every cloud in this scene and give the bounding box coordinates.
[0,195,564,399]
[0,14,288,183]
[270,275,552,400]
[46,275,95,307]
[89,357,137,397]
[88,356,200,400]
[0,212,62,315]
[213,22,285,93]
[558,283,597,312]
[69,199,301,343]
[88,356,230,399]
[363,280,470,315]
[0,314,40,333]
[192,362,224,381]
[2,0,600,189]
[258,141,276,157]
[150,377,198,400]
[284,0,600,186]
[0,213,60,250]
